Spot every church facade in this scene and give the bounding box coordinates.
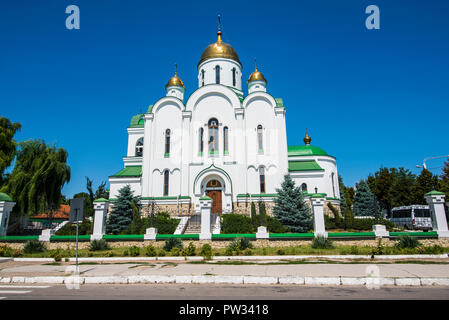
[109,25,340,217]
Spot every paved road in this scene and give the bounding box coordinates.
[1,284,449,300]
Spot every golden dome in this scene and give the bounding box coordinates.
[247,63,267,84]
[198,20,241,67]
[165,70,185,89]
[304,130,312,145]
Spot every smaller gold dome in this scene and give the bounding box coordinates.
[165,71,185,89]
[247,65,267,84]
[304,130,312,145]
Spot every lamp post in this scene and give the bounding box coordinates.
[416,155,449,170]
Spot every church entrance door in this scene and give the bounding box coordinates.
[205,180,222,214]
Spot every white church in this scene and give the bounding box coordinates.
[108,21,340,218]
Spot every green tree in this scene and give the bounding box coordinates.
[250,201,257,227]
[367,167,395,214]
[1,139,70,215]
[273,175,312,233]
[413,169,440,204]
[106,185,140,234]
[0,117,21,186]
[440,160,449,198]
[390,168,416,209]
[353,180,379,217]
[84,177,109,217]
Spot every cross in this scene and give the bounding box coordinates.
[218,14,221,32]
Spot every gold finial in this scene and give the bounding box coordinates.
[254,58,258,71]
[217,14,222,42]
[174,63,177,75]
[304,129,312,145]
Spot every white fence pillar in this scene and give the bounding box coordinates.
[91,198,109,240]
[199,196,212,240]
[425,191,449,238]
[0,193,15,237]
[311,195,327,238]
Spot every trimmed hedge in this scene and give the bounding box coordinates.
[221,214,254,234]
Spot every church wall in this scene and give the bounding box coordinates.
[197,58,242,90]
[127,128,144,157]
[109,178,141,200]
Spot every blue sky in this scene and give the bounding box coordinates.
[1,0,448,197]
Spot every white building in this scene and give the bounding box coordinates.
[109,24,340,217]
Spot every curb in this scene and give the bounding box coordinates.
[1,275,449,286]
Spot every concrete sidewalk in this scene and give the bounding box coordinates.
[1,258,449,286]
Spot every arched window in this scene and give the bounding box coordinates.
[331,172,336,197]
[199,127,204,154]
[201,69,205,86]
[135,137,144,157]
[215,65,220,84]
[257,125,263,152]
[232,68,236,86]
[165,129,170,156]
[259,167,266,193]
[223,126,229,154]
[208,118,219,154]
[301,183,308,193]
[163,170,169,196]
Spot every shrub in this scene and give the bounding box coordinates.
[163,238,183,251]
[157,248,166,257]
[12,249,22,257]
[350,246,360,255]
[311,235,334,249]
[132,212,179,234]
[224,246,234,256]
[232,237,253,251]
[243,248,253,256]
[277,248,286,255]
[56,219,93,235]
[200,244,213,259]
[123,249,129,256]
[144,245,157,257]
[170,247,181,256]
[23,240,46,254]
[128,246,140,257]
[372,238,384,255]
[89,239,110,251]
[87,251,94,257]
[0,245,13,257]
[103,251,114,257]
[395,235,420,249]
[49,249,63,261]
[182,242,196,256]
[222,214,254,234]
[350,218,396,231]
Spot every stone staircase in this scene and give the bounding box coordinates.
[183,214,218,234]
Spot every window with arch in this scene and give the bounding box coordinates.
[259,167,266,193]
[232,68,236,86]
[223,126,229,154]
[164,129,170,156]
[201,69,205,86]
[199,127,204,154]
[215,65,220,84]
[163,170,169,196]
[135,137,144,157]
[301,183,308,193]
[257,125,263,152]
[208,118,219,154]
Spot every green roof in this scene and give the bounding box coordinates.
[110,166,142,178]
[93,198,109,203]
[288,145,332,157]
[425,190,446,196]
[0,193,13,202]
[310,193,327,198]
[147,105,154,114]
[275,98,284,108]
[288,160,324,172]
[200,196,212,200]
[129,114,144,128]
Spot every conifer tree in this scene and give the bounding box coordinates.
[273,175,312,233]
[353,180,379,217]
[106,185,140,234]
[413,169,440,204]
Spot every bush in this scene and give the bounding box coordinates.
[157,248,166,257]
[89,239,110,251]
[229,237,252,251]
[372,238,384,255]
[56,219,93,235]
[103,251,114,257]
[182,242,196,256]
[311,235,334,249]
[222,214,254,234]
[351,218,396,231]
[49,249,63,261]
[163,238,183,251]
[144,245,157,257]
[200,244,213,259]
[395,235,420,249]
[243,248,253,256]
[0,245,13,257]
[277,248,286,255]
[23,240,46,254]
[128,212,179,234]
[170,247,181,256]
[128,246,140,257]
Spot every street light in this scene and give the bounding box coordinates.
[416,155,449,170]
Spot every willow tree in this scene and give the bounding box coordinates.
[1,139,71,215]
[0,117,21,186]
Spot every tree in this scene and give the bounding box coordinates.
[0,117,21,186]
[367,167,395,214]
[440,160,449,198]
[390,168,416,208]
[1,139,70,215]
[106,185,140,234]
[413,169,440,204]
[273,175,312,233]
[353,180,380,217]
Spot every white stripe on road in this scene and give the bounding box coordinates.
[0,285,50,289]
[0,290,32,294]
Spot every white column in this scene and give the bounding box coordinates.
[181,111,192,196]
[199,196,212,240]
[311,196,327,238]
[141,113,154,197]
[0,194,15,237]
[91,199,109,240]
[425,191,449,238]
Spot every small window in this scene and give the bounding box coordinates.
[215,65,220,84]
[257,125,263,152]
[135,137,144,157]
[259,167,266,193]
[232,68,236,86]
[163,170,169,196]
[208,118,219,153]
[199,127,204,153]
[301,183,308,193]
[165,129,170,155]
[201,69,205,86]
[331,172,335,198]
[223,126,229,154]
